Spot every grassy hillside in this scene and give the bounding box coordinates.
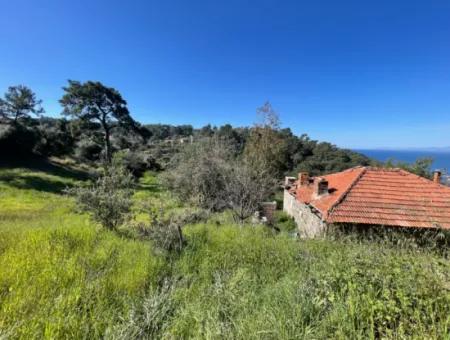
[1,163,450,339]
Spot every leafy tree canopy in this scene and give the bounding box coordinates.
[60,80,136,162]
[0,85,44,124]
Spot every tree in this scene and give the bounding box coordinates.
[0,85,44,124]
[243,102,288,178]
[66,157,135,230]
[163,136,275,223]
[162,138,233,211]
[225,160,276,223]
[60,80,136,163]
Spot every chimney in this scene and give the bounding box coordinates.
[315,177,329,196]
[284,176,296,188]
[298,172,309,186]
[433,170,442,184]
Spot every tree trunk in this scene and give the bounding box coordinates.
[103,123,112,164]
[13,112,19,126]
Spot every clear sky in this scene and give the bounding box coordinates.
[1,0,449,148]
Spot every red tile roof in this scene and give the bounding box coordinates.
[291,167,450,229]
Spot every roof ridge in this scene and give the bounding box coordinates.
[397,168,450,190]
[364,166,402,172]
[322,167,367,220]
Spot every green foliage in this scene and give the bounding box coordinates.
[66,159,135,230]
[328,223,450,252]
[106,280,178,339]
[162,138,233,211]
[291,138,374,176]
[143,123,194,141]
[60,80,137,163]
[0,85,374,175]
[273,210,297,233]
[0,123,40,156]
[33,118,75,156]
[74,137,103,161]
[133,210,186,254]
[0,85,44,124]
[385,157,433,178]
[119,150,161,177]
[164,137,276,222]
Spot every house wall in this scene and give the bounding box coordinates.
[283,189,327,238]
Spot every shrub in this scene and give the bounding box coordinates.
[33,118,75,156]
[273,211,297,233]
[66,159,134,230]
[162,138,233,211]
[74,138,103,162]
[120,150,161,177]
[134,209,208,254]
[0,123,39,157]
[163,138,277,222]
[225,160,277,223]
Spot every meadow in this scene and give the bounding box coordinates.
[1,162,450,339]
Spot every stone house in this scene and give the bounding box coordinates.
[283,166,450,237]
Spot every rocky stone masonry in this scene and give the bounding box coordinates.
[283,189,327,238]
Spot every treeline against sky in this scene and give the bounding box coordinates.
[0,83,372,177]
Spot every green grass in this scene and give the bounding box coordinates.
[1,164,450,339]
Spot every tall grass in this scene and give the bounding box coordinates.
[1,166,450,339]
[155,225,450,339]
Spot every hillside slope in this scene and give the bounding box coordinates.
[0,165,449,339]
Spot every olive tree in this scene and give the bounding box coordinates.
[162,138,233,211]
[66,158,134,230]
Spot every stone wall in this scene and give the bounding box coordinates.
[283,189,327,238]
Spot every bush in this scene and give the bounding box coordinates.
[163,138,277,222]
[133,209,207,254]
[74,138,103,162]
[225,160,277,223]
[33,118,75,156]
[0,123,39,157]
[273,211,297,233]
[66,159,135,230]
[120,150,161,177]
[162,138,233,211]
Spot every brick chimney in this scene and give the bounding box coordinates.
[298,172,309,186]
[433,170,442,184]
[315,177,329,196]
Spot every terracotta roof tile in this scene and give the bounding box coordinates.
[293,167,450,229]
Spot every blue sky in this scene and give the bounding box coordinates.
[1,0,449,148]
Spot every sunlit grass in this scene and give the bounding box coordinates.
[0,167,166,338]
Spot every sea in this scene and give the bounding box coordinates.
[354,149,450,172]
